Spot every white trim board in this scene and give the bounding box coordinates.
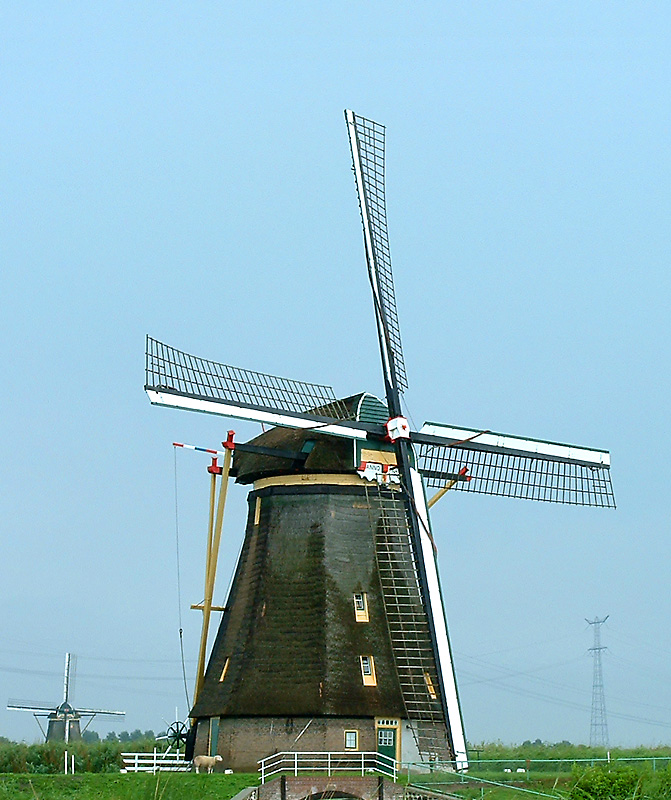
[410,468,469,771]
[420,423,610,467]
[146,390,368,440]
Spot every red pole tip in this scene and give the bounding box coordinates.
[207,457,222,475]
[223,430,236,450]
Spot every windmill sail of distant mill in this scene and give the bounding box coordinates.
[7,653,124,742]
[145,111,615,770]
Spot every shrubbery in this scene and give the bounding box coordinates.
[571,765,643,800]
[567,764,671,800]
[468,740,671,762]
[0,737,159,773]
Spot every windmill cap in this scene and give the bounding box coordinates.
[233,393,388,484]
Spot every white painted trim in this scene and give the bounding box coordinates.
[410,467,468,771]
[419,423,610,467]
[146,390,368,440]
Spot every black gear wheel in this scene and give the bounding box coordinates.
[166,720,188,749]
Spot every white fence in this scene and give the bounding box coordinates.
[258,751,397,783]
[121,749,190,773]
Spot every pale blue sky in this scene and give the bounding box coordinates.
[1,2,670,747]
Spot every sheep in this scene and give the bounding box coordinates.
[193,754,223,773]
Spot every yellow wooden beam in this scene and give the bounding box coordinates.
[427,477,459,508]
[204,468,217,596]
[428,468,470,508]
[193,444,233,706]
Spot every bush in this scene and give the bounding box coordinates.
[0,741,28,772]
[646,765,671,800]
[0,737,157,773]
[571,765,642,800]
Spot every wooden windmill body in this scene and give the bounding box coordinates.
[188,394,459,768]
[145,112,615,771]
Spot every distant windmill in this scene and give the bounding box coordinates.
[145,111,615,770]
[7,653,125,742]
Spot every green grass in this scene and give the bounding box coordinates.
[467,743,671,763]
[0,772,258,800]
[411,761,671,800]
[2,765,671,800]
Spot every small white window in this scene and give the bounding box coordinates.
[353,593,369,622]
[344,730,358,749]
[360,655,377,686]
[378,729,395,747]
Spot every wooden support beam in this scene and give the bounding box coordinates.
[427,477,459,508]
[193,445,233,706]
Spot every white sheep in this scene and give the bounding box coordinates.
[193,754,223,773]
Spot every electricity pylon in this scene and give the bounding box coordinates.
[586,615,609,748]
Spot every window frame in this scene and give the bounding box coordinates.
[344,729,359,750]
[360,655,377,686]
[378,728,395,748]
[353,592,369,623]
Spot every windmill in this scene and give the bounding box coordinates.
[145,111,615,771]
[7,653,125,742]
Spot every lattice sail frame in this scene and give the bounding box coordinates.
[145,336,351,423]
[346,111,408,392]
[416,424,615,507]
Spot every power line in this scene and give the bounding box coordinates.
[174,447,192,713]
[458,661,671,730]
[2,644,196,665]
[456,641,671,732]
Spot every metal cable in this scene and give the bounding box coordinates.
[173,449,191,712]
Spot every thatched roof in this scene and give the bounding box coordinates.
[191,481,405,719]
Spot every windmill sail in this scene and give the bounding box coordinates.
[145,336,372,439]
[346,110,408,394]
[415,423,615,507]
[7,701,60,713]
[347,109,466,766]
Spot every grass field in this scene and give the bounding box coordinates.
[3,765,671,800]
[2,743,671,800]
[0,772,258,800]
[0,772,564,800]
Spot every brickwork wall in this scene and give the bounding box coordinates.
[202,716,378,772]
[258,775,406,800]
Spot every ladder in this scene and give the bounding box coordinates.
[367,484,453,763]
